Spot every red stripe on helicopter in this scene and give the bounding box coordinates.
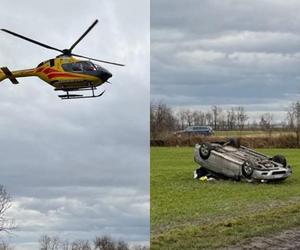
[47,73,83,79]
[36,67,45,73]
[43,68,59,74]
[35,67,83,79]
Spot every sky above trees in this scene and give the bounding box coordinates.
[151,0,300,122]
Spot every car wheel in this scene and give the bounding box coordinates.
[229,138,240,148]
[242,159,255,179]
[199,143,212,160]
[272,154,287,168]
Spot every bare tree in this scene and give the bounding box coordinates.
[71,240,91,250]
[205,112,213,127]
[287,107,295,130]
[94,236,115,250]
[61,240,70,250]
[150,101,177,138]
[0,241,14,250]
[259,113,274,136]
[39,235,52,250]
[227,108,236,130]
[295,102,300,146]
[177,109,186,130]
[236,106,248,131]
[39,235,61,250]
[212,106,222,130]
[116,240,129,250]
[218,111,226,130]
[250,120,259,130]
[0,186,14,233]
[288,101,300,146]
[192,111,202,126]
[150,101,156,134]
[183,109,193,126]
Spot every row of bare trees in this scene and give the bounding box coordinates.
[0,234,149,250]
[39,235,148,250]
[151,101,300,139]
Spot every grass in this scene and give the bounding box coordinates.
[151,147,300,249]
[214,130,293,137]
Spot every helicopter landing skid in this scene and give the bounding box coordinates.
[57,86,105,100]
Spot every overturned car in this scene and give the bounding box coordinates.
[194,139,292,182]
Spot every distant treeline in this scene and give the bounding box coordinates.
[0,235,149,250]
[150,101,300,145]
[37,235,149,250]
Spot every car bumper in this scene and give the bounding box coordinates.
[252,167,292,180]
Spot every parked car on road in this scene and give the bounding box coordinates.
[194,138,292,182]
[176,126,214,136]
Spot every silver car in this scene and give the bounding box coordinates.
[194,139,292,182]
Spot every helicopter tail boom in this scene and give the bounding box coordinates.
[0,69,5,82]
[0,67,36,84]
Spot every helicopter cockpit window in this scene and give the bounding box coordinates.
[62,61,97,73]
[62,62,83,72]
[72,63,83,72]
[81,61,96,71]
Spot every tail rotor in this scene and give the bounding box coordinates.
[0,67,19,84]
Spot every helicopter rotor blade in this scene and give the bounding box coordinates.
[69,19,99,52]
[1,29,63,53]
[72,53,125,66]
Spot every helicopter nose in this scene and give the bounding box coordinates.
[99,71,112,82]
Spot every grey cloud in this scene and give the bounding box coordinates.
[151,0,300,120]
[151,0,300,36]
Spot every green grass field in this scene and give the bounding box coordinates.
[214,130,293,137]
[151,147,300,249]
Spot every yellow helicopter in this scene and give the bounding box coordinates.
[0,20,124,99]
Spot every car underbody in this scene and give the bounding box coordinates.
[194,139,292,182]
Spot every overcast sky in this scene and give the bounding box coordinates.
[151,0,300,122]
[0,0,149,249]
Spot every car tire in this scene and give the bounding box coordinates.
[199,143,212,160]
[272,154,287,168]
[229,138,240,148]
[242,159,255,179]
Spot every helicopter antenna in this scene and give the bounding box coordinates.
[1,20,124,66]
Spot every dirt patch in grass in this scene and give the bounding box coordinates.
[225,227,300,250]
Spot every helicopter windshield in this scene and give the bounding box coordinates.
[62,61,96,73]
[61,61,112,81]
